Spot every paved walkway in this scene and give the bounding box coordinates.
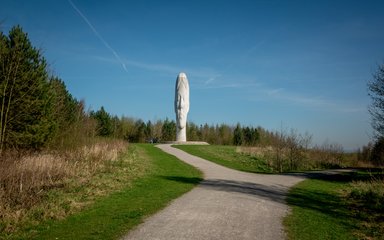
[122,144,306,240]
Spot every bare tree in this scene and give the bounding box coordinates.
[273,125,286,173]
[368,63,384,139]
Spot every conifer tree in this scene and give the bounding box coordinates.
[48,77,79,135]
[161,118,176,141]
[233,123,244,146]
[0,25,55,150]
[91,106,113,137]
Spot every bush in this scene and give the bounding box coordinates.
[0,139,128,235]
[0,139,127,206]
[370,138,384,166]
[349,178,384,211]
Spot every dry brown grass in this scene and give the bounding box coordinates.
[0,139,144,235]
[344,174,384,239]
[237,145,355,171]
[236,146,275,159]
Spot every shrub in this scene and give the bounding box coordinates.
[348,178,384,211]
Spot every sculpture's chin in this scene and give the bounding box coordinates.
[178,117,186,129]
[178,122,186,129]
[177,110,187,129]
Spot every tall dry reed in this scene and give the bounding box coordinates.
[237,144,349,171]
[0,139,127,234]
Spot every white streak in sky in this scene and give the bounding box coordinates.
[68,0,128,72]
[258,87,365,113]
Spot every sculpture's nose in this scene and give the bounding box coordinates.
[179,96,184,109]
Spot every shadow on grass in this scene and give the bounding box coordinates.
[285,170,354,181]
[287,168,383,181]
[284,172,363,238]
[159,176,203,185]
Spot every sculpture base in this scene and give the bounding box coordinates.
[162,141,209,145]
[176,130,187,142]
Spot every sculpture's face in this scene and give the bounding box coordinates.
[175,74,189,130]
[176,93,188,129]
[177,107,187,129]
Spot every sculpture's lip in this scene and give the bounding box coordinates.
[178,72,187,78]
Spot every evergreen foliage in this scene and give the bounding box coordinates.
[233,123,244,145]
[134,120,146,143]
[0,26,54,150]
[0,26,87,151]
[243,126,259,146]
[371,137,384,166]
[161,118,176,141]
[90,106,113,137]
[48,77,80,137]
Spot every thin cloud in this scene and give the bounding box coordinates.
[206,83,243,89]
[266,88,284,95]
[196,82,261,90]
[94,55,223,85]
[68,0,127,72]
[124,59,180,73]
[95,56,181,74]
[204,77,216,85]
[259,87,365,113]
[93,55,230,89]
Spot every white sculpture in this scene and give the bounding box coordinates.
[174,72,190,142]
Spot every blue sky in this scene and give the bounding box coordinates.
[1,0,384,150]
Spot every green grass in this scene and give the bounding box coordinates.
[29,144,202,240]
[284,172,384,240]
[173,145,273,173]
[284,175,356,240]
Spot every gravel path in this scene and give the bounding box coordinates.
[122,144,306,240]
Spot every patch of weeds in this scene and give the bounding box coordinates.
[344,172,384,239]
[0,143,150,239]
[173,145,273,173]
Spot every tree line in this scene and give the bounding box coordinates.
[87,107,350,172]
[1,25,382,167]
[89,106,261,146]
[0,25,263,152]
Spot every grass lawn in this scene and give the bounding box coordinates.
[27,144,202,240]
[173,145,273,173]
[284,172,384,240]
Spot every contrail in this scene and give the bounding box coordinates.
[68,0,128,72]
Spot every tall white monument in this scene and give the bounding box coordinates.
[174,72,190,142]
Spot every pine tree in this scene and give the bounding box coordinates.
[233,123,244,146]
[48,77,79,135]
[0,25,55,150]
[161,118,176,141]
[145,120,153,141]
[91,106,113,137]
